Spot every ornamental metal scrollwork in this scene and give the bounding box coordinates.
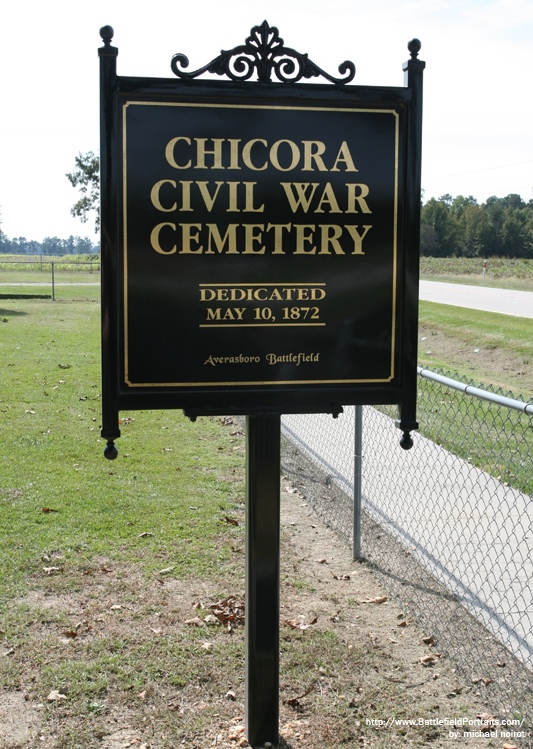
[171,20,355,84]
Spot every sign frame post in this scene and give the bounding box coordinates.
[98,22,425,746]
[245,415,281,745]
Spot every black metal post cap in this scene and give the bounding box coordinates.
[399,431,414,450]
[408,39,422,58]
[104,440,118,460]
[100,26,114,44]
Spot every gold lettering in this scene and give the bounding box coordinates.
[178,224,203,254]
[294,225,316,254]
[196,138,224,169]
[206,307,245,321]
[151,223,177,254]
[266,223,291,254]
[280,183,319,213]
[244,182,265,212]
[205,224,239,254]
[228,139,242,170]
[227,182,241,212]
[346,183,372,213]
[242,139,268,171]
[302,141,328,171]
[319,225,344,254]
[242,224,266,254]
[197,181,224,211]
[346,224,372,254]
[315,183,342,213]
[165,137,191,169]
[270,140,300,172]
[330,141,358,172]
[180,181,193,211]
[150,180,177,212]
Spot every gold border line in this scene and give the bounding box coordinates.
[122,100,400,387]
[125,376,395,387]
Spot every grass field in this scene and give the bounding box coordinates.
[420,256,533,291]
[0,257,100,301]
[418,301,532,393]
[0,297,512,747]
[0,301,244,597]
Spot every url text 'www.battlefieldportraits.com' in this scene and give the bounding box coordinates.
[365,716,527,740]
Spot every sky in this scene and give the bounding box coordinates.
[0,0,532,242]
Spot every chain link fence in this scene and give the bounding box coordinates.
[0,257,100,301]
[282,372,533,733]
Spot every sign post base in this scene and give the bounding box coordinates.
[245,415,281,747]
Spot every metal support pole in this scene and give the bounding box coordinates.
[245,414,280,747]
[353,405,363,561]
[51,262,55,302]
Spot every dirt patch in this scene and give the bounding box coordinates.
[419,324,532,396]
[0,476,504,749]
[0,692,40,747]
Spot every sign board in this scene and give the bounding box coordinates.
[100,23,424,444]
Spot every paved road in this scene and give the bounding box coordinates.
[420,280,533,319]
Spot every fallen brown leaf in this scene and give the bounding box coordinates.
[420,653,441,666]
[184,617,205,627]
[285,680,317,708]
[61,630,78,639]
[284,616,318,631]
[359,596,388,604]
[157,566,175,576]
[47,690,67,702]
[209,596,245,630]
[43,566,62,575]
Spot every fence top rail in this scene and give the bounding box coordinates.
[417,367,533,415]
[0,260,99,266]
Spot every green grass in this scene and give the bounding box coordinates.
[419,301,533,368]
[415,380,532,495]
[416,302,532,495]
[0,296,526,746]
[0,300,245,600]
[0,269,100,301]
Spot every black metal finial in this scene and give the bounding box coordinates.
[104,440,118,460]
[399,431,414,450]
[408,39,422,59]
[171,20,356,84]
[100,26,114,46]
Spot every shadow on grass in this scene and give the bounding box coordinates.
[0,306,29,317]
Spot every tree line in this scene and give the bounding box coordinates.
[421,193,533,258]
[3,148,533,260]
[0,235,98,256]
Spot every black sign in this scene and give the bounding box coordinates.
[100,24,424,438]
